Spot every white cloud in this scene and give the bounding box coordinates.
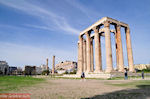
[65,0,100,20]
[0,0,80,35]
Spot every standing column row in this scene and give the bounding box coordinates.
[77,24,134,75]
[77,32,94,74]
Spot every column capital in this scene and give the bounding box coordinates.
[92,26,99,33]
[85,31,91,35]
[116,24,121,29]
[104,21,110,27]
[125,27,130,33]
[79,35,83,40]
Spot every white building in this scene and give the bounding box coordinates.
[40,64,47,71]
[36,66,42,74]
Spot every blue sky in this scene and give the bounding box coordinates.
[0,0,150,69]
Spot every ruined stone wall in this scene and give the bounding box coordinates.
[55,61,77,70]
[134,64,150,70]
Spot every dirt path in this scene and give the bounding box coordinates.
[9,78,140,99]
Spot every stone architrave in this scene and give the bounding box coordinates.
[126,27,134,72]
[104,21,113,73]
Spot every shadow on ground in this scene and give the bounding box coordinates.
[81,85,150,99]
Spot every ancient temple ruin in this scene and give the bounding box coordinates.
[77,17,134,75]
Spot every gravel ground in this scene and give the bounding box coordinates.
[9,78,150,99]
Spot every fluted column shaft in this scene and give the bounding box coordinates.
[104,21,113,73]
[90,38,94,72]
[126,27,134,72]
[93,27,102,73]
[52,55,55,74]
[115,32,119,70]
[86,32,91,73]
[83,40,87,72]
[116,25,124,72]
[77,36,83,75]
[46,58,49,70]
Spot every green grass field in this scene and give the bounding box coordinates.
[0,76,45,93]
[108,75,150,80]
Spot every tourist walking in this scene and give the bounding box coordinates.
[142,71,144,79]
[81,72,85,81]
[124,69,128,80]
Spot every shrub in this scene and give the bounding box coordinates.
[0,70,3,75]
[70,70,77,74]
[42,70,50,75]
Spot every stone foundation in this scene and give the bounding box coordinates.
[56,72,147,79]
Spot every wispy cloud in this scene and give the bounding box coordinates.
[0,0,80,35]
[65,0,100,21]
[24,24,54,31]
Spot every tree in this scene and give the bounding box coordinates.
[42,70,49,75]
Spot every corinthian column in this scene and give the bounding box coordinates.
[52,55,55,74]
[46,58,49,70]
[115,31,119,70]
[77,36,83,75]
[85,32,91,73]
[104,21,113,73]
[116,25,124,72]
[93,27,102,73]
[90,38,94,72]
[125,27,134,72]
[83,40,87,72]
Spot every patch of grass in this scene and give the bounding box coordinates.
[108,75,150,80]
[0,76,45,93]
[107,77,124,80]
[107,80,150,88]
